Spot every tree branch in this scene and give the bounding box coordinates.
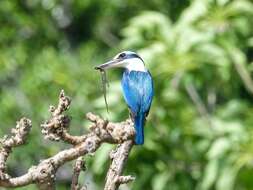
[0,90,135,189]
[104,140,135,190]
[71,157,86,190]
[0,117,32,180]
[185,82,213,127]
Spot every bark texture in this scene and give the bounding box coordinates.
[0,90,135,190]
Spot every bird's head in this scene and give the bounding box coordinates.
[95,51,146,72]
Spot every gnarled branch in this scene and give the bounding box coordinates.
[0,90,135,190]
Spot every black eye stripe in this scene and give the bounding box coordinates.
[118,53,126,58]
[117,52,144,62]
[126,54,144,62]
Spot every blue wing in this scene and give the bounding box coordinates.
[121,70,154,145]
[121,70,154,116]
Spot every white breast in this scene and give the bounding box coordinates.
[124,58,146,72]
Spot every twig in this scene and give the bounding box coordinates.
[226,46,253,96]
[207,87,216,112]
[71,157,86,190]
[171,71,183,89]
[0,118,32,180]
[104,140,135,190]
[41,90,86,144]
[234,62,253,95]
[185,83,213,127]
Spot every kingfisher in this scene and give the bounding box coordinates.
[95,51,154,145]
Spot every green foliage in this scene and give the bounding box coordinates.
[0,0,253,189]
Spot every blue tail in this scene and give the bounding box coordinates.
[134,113,145,145]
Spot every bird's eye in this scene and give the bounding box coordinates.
[118,53,126,59]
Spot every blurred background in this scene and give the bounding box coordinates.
[0,0,253,189]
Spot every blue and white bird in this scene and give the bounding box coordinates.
[95,51,154,145]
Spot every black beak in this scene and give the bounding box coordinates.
[94,66,102,70]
